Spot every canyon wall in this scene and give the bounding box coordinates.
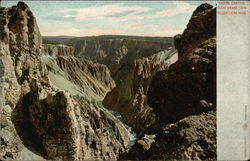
[42,44,115,100]
[65,36,173,83]
[0,2,130,160]
[103,48,178,134]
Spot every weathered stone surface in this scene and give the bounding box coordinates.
[12,84,130,160]
[0,2,46,160]
[123,111,216,160]
[103,48,178,134]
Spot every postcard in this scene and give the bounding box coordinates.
[0,0,249,160]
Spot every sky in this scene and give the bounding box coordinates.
[1,1,215,37]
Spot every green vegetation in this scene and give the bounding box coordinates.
[42,38,61,45]
[69,35,173,43]
[43,35,173,45]
[42,36,76,44]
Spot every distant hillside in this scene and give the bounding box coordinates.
[65,35,173,43]
[43,35,173,45]
[42,38,60,45]
[42,36,76,44]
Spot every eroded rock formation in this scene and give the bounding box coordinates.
[0,2,130,160]
[103,48,178,133]
[65,36,173,83]
[124,3,216,160]
[42,44,115,100]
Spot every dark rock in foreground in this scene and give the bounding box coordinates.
[148,3,216,123]
[124,111,216,160]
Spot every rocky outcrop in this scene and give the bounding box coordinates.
[0,2,49,160]
[42,44,115,100]
[123,111,216,160]
[148,3,216,123]
[65,36,173,83]
[124,3,216,160]
[174,3,216,58]
[0,2,129,160]
[103,48,177,134]
[12,81,130,160]
[148,38,216,123]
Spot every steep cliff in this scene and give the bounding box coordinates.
[103,48,178,134]
[42,44,115,100]
[0,2,45,160]
[0,2,130,160]
[124,3,216,160]
[148,3,216,123]
[65,36,174,83]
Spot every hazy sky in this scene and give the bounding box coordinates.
[2,1,215,37]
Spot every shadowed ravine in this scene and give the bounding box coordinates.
[107,109,138,149]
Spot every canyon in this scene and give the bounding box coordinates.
[0,2,216,161]
[45,33,176,135]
